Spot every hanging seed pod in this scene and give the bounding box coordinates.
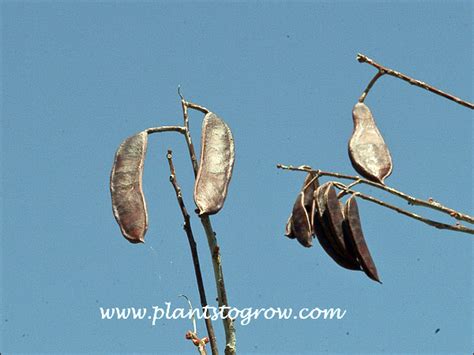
[110,131,149,243]
[348,102,393,184]
[284,173,319,248]
[194,112,235,215]
[289,192,313,248]
[313,183,360,270]
[343,196,381,283]
[324,184,360,268]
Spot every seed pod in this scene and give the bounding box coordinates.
[284,173,319,247]
[290,192,313,247]
[313,183,360,270]
[194,112,235,215]
[348,102,392,184]
[343,196,381,283]
[324,184,359,267]
[110,131,148,243]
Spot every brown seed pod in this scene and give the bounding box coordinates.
[110,131,148,243]
[194,112,235,216]
[324,184,359,267]
[313,183,360,270]
[284,173,319,247]
[348,102,393,184]
[289,192,313,248]
[343,196,381,283]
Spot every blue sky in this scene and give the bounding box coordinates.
[1,1,472,354]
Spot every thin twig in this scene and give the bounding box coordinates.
[180,294,197,334]
[167,150,218,355]
[337,179,361,199]
[180,99,200,176]
[146,125,187,134]
[357,53,474,109]
[179,90,236,355]
[332,182,474,235]
[179,96,212,172]
[359,70,385,103]
[186,100,211,114]
[276,164,474,228]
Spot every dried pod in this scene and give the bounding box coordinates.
[343,196,381,283]
[194,112,235,215]
[289,192,313,247]
[324,184,359,268]
[313,183,360,270]
[284,173,319,247]
[348,102,393,184]
[110,131,149,243]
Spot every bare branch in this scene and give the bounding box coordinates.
[180,99,200,176]
[199,217,236,355]
[337,179,362,199]
[357,53,474,110]
[359,70,385,103]
[146,125,186,134]
[332,181,474,235]
[178,88,211,114]
[185,100,211,114]
[167,150,218,355]
[276,164,474,229]
[178,85,185,101]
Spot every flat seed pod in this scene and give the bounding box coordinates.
[348,102,393,184]
[343,196,381,283]
[194,112,235,215]
[284,173,319,247]
[313,183,360,270]
[110,131,148,243]
[324,185,359,267]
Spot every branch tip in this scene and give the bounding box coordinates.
[178,85,185,101]
[356,53,366,63]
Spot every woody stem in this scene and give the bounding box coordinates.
[357,53,474,109]
[167,151,218,355]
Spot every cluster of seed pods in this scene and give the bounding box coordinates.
[285,174,380,283]
[285,101,393,282]
[110,110,234,244]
